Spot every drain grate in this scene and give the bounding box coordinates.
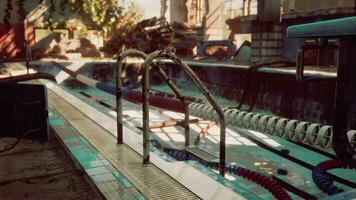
[47,90,201,200]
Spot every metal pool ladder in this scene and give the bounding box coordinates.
[141,49,226,176]
[116,49,191,164]
[116,48,226,175]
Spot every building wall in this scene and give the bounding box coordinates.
[281,0,355,61]
[0,0,26,59]
[0,23,25,59]
[170,0,189,23]
[0,0,84,59]
[258,0,280,22]
[251,23,283,62]
[283,0,355,17]
[204,0,224,40]
[170,0,224,40]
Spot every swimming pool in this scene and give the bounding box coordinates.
[29,60,356,199]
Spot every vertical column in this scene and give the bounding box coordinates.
[142,58,150,165]
[251,0,282,62]
[257,0,280,22]
[170,0,188,23]
[251,23,283,62]
[333,38,356,164]
[204,0,223,40]
[161,0,168,18]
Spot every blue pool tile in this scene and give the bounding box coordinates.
[81,160,103,169]
[92,173,117,183]
[81,160,108,169]
[77,153,97,163]
[88,148,100,155]
[113,172,133,188]
[49,119,64,126]
[86,166,111,176]
[78,136,91,146]
[121,179,133,188]
[69,146,92,155]
[63,137,81,144]
[50,110,146,199]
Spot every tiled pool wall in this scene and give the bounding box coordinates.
[34,61,339,126]
[165,63,336,125]
[90,61,337,125]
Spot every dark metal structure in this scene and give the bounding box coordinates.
[288,16,356,164]
[0,73,56,152]
[295,41,338,82]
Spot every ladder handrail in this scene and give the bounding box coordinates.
[142,49,226,176]
[116,49,190,164]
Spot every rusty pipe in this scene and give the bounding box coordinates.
[116,49,148,144]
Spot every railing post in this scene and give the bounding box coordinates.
[116,50,149,145]
[142,56,151,165]
[184,103,190,147]
[333,38,356,163]
[116,55,124,144]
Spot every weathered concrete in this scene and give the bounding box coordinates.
[257,0,280,22]
[170,0,189,23]
[204,0,224,40]
[0,135,102,200]
[283,0,355,18]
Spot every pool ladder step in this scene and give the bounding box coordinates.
[185,146,219,163]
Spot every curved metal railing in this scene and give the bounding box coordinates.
[116,49,190,165]
[142,49,226,175]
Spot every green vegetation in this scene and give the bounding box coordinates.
[103,3,143,55]
[2,0,143,57]
[67,0,123,33]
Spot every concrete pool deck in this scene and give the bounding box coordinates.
[0,131,103,200]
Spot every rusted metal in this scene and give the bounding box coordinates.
[194,122,215,145]
[142,49,227,176]
[116,49,190,165]
[296,41,338,82]
[153,62,191,148]
[0,72,56,84]
[137,118,199,129]
[116,49,147,145]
